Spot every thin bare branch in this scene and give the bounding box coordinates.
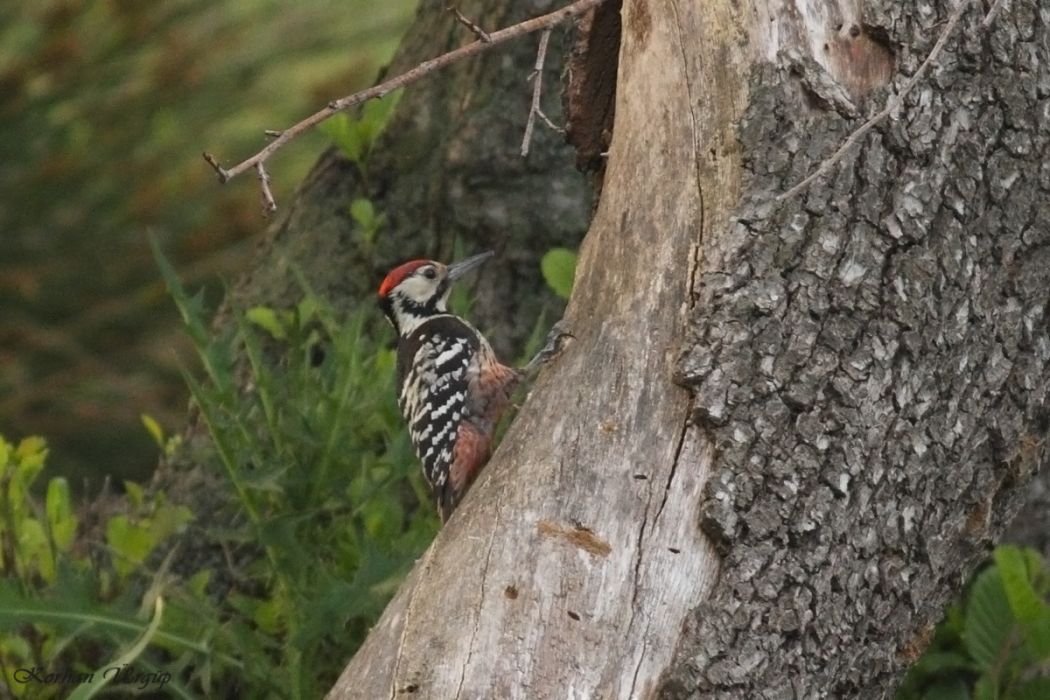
[448,6,491,42]
[521,28,554,158]
[778,0,975,201]
[204,0,607,210]
[256,163,277,213]
[202,152,230,183]
[536,107,564,133]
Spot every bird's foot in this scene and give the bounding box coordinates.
[522,320,573,374]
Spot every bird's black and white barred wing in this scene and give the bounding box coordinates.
[395,316,480,497]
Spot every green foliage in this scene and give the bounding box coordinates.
[898,546,1050,700]
[0,245,437,697]
[150,242,436,695]
[350,197,387,246]
[541,248,578,300]
[0,433,200,698]
[320,91,403,168]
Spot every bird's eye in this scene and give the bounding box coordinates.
[422,267,437,279]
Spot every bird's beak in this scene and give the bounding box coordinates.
[446,251,494,281]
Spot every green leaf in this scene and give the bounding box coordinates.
[106,516,156,578]
[995,546,1043,625]
[14,436,47,487]
[319,114,366,163]
[45,478,77,553]
[973,674,999,700]
[140,413,165,448]
[350,198,375,229]
[1024,607,1050,657]
[541,248,577,300]
[963,566,1016,671]
[246,306,288,341]
[17,517,54,582]
[124,480,145,509]
[296,296,321,326]
[0,436,10,472]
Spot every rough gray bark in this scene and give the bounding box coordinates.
[326,0,1050,698]
[667,0,1050,696]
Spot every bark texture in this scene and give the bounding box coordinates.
[668,0,1050,696]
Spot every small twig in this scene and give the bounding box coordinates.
[521,28,554,157]
[778,0,975,201]
[205,0,607,211]
[981,0,1007,27]
[202,152,230,183]
[256,163,277,213]
[448,6,491,42]
[536,107,564,132]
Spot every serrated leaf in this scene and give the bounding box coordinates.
[963,567,1016,670]
[541,248,577,300]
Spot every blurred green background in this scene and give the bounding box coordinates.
[0,0,416,489]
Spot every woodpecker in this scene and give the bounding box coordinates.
[378,252,563,522]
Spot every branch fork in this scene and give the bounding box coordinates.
[203,0,607,212]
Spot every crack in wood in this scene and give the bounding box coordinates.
[454,490,503,699]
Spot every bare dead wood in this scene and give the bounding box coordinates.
[203,0,608,210]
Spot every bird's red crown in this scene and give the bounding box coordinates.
[378,260,432,298]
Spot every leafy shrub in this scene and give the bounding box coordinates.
[0,247,437,698]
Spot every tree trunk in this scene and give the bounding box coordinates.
[328,0,1050,698]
